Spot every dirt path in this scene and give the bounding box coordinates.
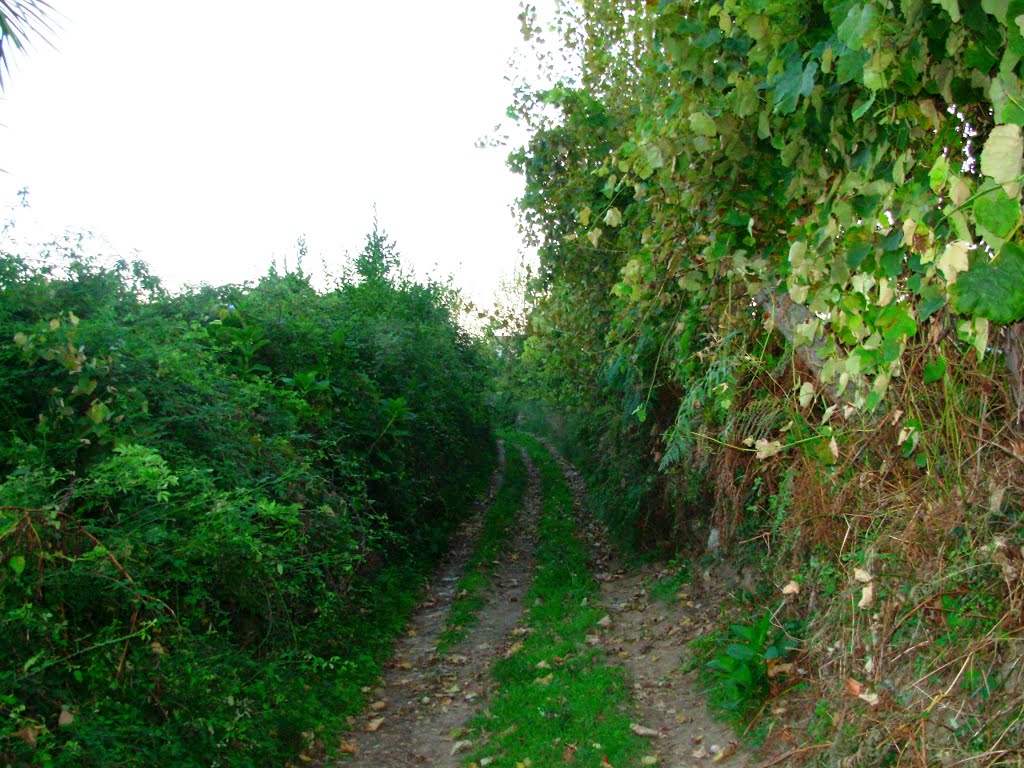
[596,565,755,767]
[541,441,756,768]
[330,443,540,767]
[325,438,761,767]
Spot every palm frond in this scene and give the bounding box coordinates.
[0,1,57,90]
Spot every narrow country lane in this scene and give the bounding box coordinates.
[325,435,760,768]
[329,442,540,766]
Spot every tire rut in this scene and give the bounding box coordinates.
[330,443,541,767]
[537,438,755,768]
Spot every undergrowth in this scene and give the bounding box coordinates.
[463,433,638,768]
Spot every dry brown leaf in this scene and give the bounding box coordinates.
[58,708,75,726]
[16,724,42,746]
[858,690,880,706]
[338,740,358,755]
[597,615,614,628]
[600,757,613,768]
[535,673,554,686]
[845,678,863,696]
[370,700,387,711]
[712,742,737,762]
[364,717,385,732]
[505,639,524,657]
[562,744,577,763]
[858,583,874,609]
[781,580,800,595]
[629,723,661,738]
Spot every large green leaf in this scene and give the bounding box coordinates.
[974,184,1021,239]
[837,3,878,50]
[772,58,818,115]
[953,242,1024,324]
[931,0,961,21]
[689,111,718,137]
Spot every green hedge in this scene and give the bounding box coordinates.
[0,233,494,766]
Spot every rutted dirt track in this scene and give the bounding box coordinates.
[328,441,540,766]
[325,438,758,768]
[540,441,755,768]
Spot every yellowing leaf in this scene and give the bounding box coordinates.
[755,439,783,459]
[937,240,971,284]
[781,580,800,595]
[798,381,815,408]
[981,124,1023,198]
[877,277,895,307]
[788,281,809,304]
[949,177,971,206]
[604,207,623,227]
[365,716,385,732]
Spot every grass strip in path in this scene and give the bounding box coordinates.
[464,433,638,768]
[438,435,529,651]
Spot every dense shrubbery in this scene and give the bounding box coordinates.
[0,228,494,766]
[504,0,1024,761]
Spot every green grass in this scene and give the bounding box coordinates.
[463,433,639,768]
[438,437,529,651]
[647,559,692,603]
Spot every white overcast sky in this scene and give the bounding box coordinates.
[0,2,534,306]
